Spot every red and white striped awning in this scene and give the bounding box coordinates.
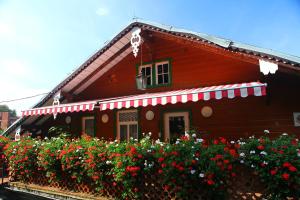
[22,101,96,117]
[99,82,267,110]
[21,82,266,117]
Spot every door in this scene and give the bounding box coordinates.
[164,112,190,142]
[117,110,138,142]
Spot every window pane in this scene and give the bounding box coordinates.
[129,124,138,140]
[157,65,162,74]
[158,74,163,84]
[141,68,146,76]
[146,67,151,75]
[164,74,169,84]
[120,125,127,141]
[163,64,169,73]
[147,77,151,85]
[85,119,94,136]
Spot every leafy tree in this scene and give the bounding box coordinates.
[0,105,17,117]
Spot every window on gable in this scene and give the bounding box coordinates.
[156,61,170,85]
[139,64,152,86]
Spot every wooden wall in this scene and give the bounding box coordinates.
[34,32,300,139]
[79,33,261,100]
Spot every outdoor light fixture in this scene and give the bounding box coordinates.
[136,73,147,90]
[201,106,213,118]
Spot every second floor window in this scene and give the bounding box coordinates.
[136,59,171,89]
[156,61,170,85]
[139,64,152,87]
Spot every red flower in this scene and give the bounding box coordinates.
[158,169,163,174]
[163,185,170,191]
[178,166,184,171]
[270,169,277,175]
[289,166,297,172]
[282,173,289,181]
[171,161,177,167]
[213,140,219,145]
[215,154,223,160]
[229,149,238,157]
[158,157,164,163]
[161,163,167,168]
[219,137,227,144]
[227,164,233,171]
[207,179,215,185]
[130,147,137,154]
[137,154,143,159]
[283,162,291,168]
[257,145,264,150]
[223,159,230,164]
[231,172,236,177]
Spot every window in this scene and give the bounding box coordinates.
[156,61,170,85]
[136,59,171,89]
[139,65,152,86]
[117,110,138,142]
[82,116,95,136]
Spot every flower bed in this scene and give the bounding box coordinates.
[3,132,300,199]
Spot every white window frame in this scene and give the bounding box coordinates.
[155,61,170,85]
[163,112,190,142]
[82,116,95,136]
[117,109,138,142]
[139,64,153,86]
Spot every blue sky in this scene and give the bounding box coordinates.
[0,0,300,115]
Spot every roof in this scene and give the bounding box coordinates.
[3,19,300,136]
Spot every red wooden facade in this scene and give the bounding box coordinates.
[9,21,300,140]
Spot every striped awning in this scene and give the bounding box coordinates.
[99,82,267,110]
[21,82,266,117]
[22,101,96,117]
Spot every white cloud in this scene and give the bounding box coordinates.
[96,7,109,16]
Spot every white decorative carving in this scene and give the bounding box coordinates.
[259,60,278,75]
[15,127,21,141]
[131,27,142,57]
[53,92,61,120]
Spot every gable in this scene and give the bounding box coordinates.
[78,33,261,100]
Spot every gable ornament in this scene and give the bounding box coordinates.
[53,92,61,120]
[259,60,278,75]
[131,27,142,57]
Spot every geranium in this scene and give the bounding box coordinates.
[238,133,300,199]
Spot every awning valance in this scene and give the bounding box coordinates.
[21,82,266,117]
[99,82,266,110]
[22,101,96,117]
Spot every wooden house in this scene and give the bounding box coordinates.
[3,20,300,141]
